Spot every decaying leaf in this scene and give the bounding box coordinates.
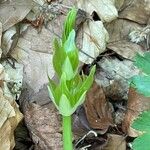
[2,60,23,100]
[0,65,23,150]
[0,0,33,31]
[95,57,139,100]
[79,21,109,64]
[11,25,55,93]
[119,0,150,25]
[105,19,144,59]
[23,102,62,150]
[107,41,143,60]
[122,87,150,137]
[84,82,114,132]
[77,0,118,22]
[103,134,126,150]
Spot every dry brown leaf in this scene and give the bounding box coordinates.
[0,0,33,31]
[105,19,144,59]
[0,88,23,150]
[23,102,62,150]
[11,25,55,93]
[103,134,126,150]
[0,64,23,150]
[107,41,143,60]
[119,0,150,25]
[95,57,139,100]
[84,82,114,131]
[122,87,150,137]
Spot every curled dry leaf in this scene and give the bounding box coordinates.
[84,82,114,132]
[79,21,109,64]
[119,0,150,25]
[0,65,23,150]
[2,26,17,56]
[77,0,118,22]
[0,0,33,31]
[122,87,150,137]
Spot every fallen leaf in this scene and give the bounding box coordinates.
[119,0,150,25]
[24,102,62,150]
[1,26,17,56]
[122,87,150,137]
[0,67,23,150]
[77,0,118,22]
[79,21,109,64]
[103,134,126,150]
[0,0,33,31]
[19,86,62,150]
[105,19,144,59]
[11,25,55,93]
[2,60,23,100]
[84,82,114,131]
[107,41,143,60]
[95,57,139,100]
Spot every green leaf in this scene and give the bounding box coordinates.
[60,73,74,105]
[130,75,150,97]
[132,133,150,150]
[59,94,72,116]
[47,86,59,110]
[134,52,150,75]
[64,30,79,71]
[64,30,76,53]
[62,56,75,80]
[71,91,86,113]
[76,65,96,100]
[132,111,150,133]
[62,8,77,43]
[53,38,66,77]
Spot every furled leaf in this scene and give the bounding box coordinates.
[134,52,150,75]
[132,111,150,133]
[64,30,76,53]
[62,56,75,80]
[64,29,79,71]
[132,133,150,150]
[130,75,150,97]
[62,8,77,43]
[53,38,66,77]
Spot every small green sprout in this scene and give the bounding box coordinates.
[48,8,95,150]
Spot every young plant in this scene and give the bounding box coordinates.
[47,8,95,150]
[130,52,150,150]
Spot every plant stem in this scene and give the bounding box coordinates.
[62,115,73,150]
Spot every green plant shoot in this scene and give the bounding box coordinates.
[130,52,150,150]
[47,8,95,150]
